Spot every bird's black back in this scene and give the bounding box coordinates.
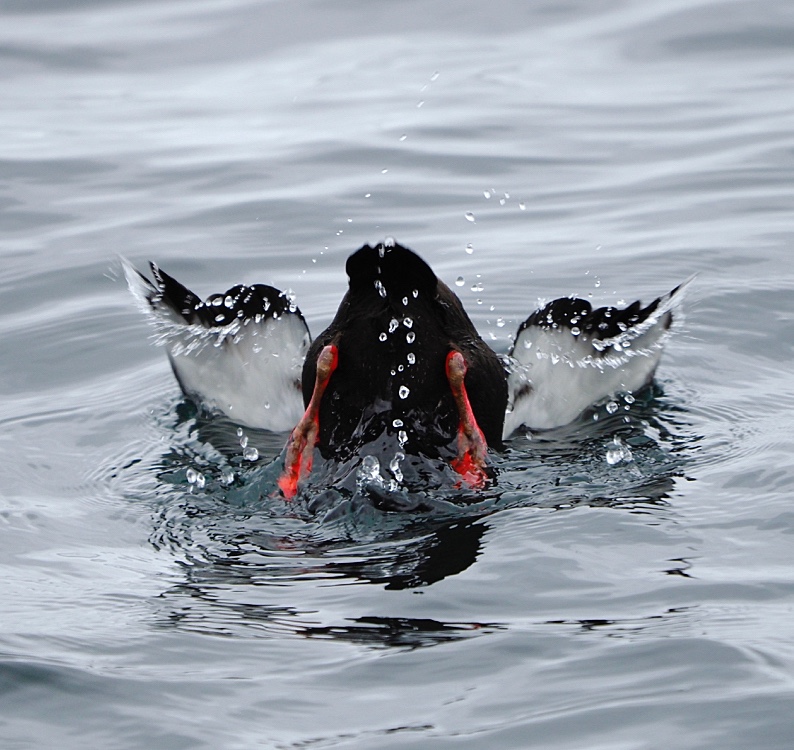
[303,242,506,458]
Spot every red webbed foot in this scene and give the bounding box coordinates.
[445,350,490,489]
[278,344,338,498]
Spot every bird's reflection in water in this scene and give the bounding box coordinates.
[152,510,498,648]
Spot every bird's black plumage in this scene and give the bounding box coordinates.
[302,242,507,458]
[513,292,673,355]
[146,263,300,329]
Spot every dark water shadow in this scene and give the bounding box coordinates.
[543,605,697,639]
[149,483,499,646]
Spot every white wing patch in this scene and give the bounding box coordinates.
[503,278,693,436]
[122,257,309,432]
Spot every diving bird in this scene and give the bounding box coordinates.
[124,241,688,497]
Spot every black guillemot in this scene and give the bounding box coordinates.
[124,241,689,497]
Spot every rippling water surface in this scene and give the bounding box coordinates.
[2,1,794,748]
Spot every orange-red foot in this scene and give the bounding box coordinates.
[446,350,490,489]
[278,344,338,499]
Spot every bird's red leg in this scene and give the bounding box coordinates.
[278,344,338,499]
[445,350,489,489]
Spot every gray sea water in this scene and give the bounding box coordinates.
[2,1,794,748]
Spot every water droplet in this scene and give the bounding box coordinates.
[364,193,371,198]
[465,243,474,255]
[455,276,465,287]
[519,201,526,210]
[212,297,223,307]
[357,455,382,486]
[389,318,399,333]
[398,430,408,447]
[496,318,505,328]
[595,278,601,288]
[379,332,387,342]
[476,298,483,305]
[224,295,235,308]
[236,427,243,437]
[412,289,419,298]
[571,326,580,336]
[471,282,483,292]
[399,134,407,141]
[221,467,235,485]
[381,168,389,174]
[186,468,205,489]
[399,385,410,399]
[483,190,491,199]
[430,71,439,81]
[398,364,404,372]
[624,393,635,405]
[417,100,424,108]
[504,192,510,199]
[465,212,475,222]
[407,352,416,365]
[392,418,404,428]
[389,451,405,483]
[605,438,633,466]
[406,331,415,344]
[264,401,270,410]
[384,236,396,247]
[243,446,259,462]
[375,279,387,298]
[402,296,408,306]
[214,314,225,323]
[239,434,249,449]
[403,317,413,329]
[606,401,619,414]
